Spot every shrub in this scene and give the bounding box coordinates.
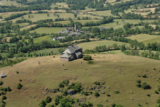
[0,81,3,85]
[115,104,123,107]
[88,60,94,64]
[75,99,79,103]
[156,104,160,107]
[2,96,7,100]
[59,82,64,88]
[84,92,88,96]
[7,86,12,92]
[136,80,141,83]
[19,79,22,82]
[141,82,151,89]
[111,103,116,107]
[155,90,159,94]
[45,96,52,103]
[107,94,110,97]
[114,91,120,94]
[62,90,67,96]
[97,104,103,107]
[17,83,23,89]
[39,100,46,107]
[94,92,100,97]
[16,71,19,74]
[83,55,92,60]
[158,85,160,92]
[136,83,141,88]
[74,83,82,92]
[138,104,142,107]
[157,97,160,104]
[154,68,156,70]
[142,74,147,78]
[147,94,150,97]
[94,82,100,85]
[63,80,69,85]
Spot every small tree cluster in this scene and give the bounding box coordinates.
[83,55,92,60]
[17,83,23,89]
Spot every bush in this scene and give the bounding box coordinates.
[107,94,110,97]
[88,60,94,64]
[59,82,64,88]
[94,82,100,85]
[0,81,3,85]
[39,100,46,107]
[74,83,82,92]
[147,94,150,97]
[158,85,160,92]
[45,96,52,103]
[142,74,147,78]
[111,103,116,107]
[157,97,160,104]
[155,90,159,94]
[156,104,160,107]
[114,91,120,94]
[62,90,67,96]
[141,82,151,89]
[2,96,7,100]
[136,80,141,83]
[136,83,141,88]
[97,104,103,107]
[75,99,79,103]
[115,104,123,107]
[63,80,69,85]
[94,92,100,97]
[17,83,23,89]
[19,79,22,82]
[83,55,92,60]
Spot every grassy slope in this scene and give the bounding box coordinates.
[1,54,160,107]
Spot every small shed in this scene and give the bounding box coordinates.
[1,73,6,78]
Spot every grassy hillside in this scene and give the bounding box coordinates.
[1,54,160,107]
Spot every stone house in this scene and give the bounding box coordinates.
[60,44,83,61]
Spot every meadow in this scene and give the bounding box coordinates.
[126,34,160,44]
[77,40,129,50]
[1,54,160,107]
[29,27,66,34]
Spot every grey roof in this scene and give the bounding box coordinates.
[59,30,69,34]
[61,52,70,58]
[63,45,81,54]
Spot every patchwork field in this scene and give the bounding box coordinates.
[88,10,114,17]
[77,40,129,50]
[1,54,160,107]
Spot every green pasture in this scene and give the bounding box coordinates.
[53,20,100,25]
[83,19,157,29]
[126,34,160,44]
[0,0,20,6]
[25,35,53,43]
[88,10,114,17]
[29,27,66,34]
[77,40,129,50]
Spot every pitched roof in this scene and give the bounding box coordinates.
[61,52,70,58]
[75,52,82,56]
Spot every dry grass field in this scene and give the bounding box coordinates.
[1,54,160,107]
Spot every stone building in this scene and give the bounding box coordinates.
[60,44,83,61]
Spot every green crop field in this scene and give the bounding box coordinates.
[77,40,129,50]
[1,54,160,107]
[53,20,100,25]
[29,27,66,34]
[0,0,20,6]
